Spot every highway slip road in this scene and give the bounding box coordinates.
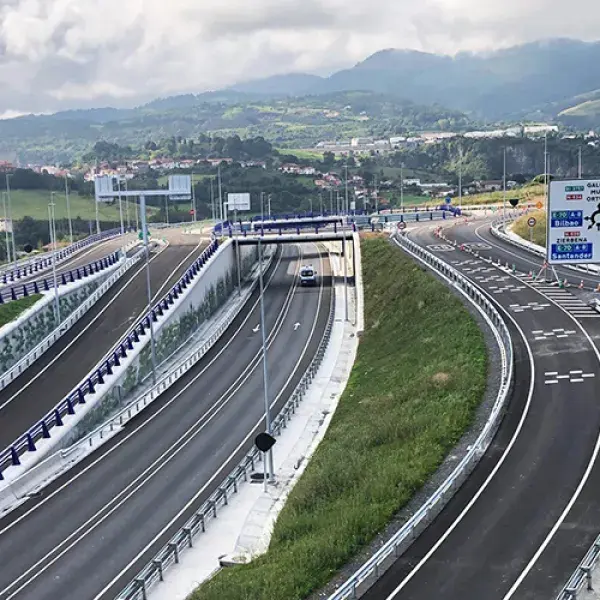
[361,224,600,600]
[0,234,207,451]
[2,234,137,289]
[0,242,332,600]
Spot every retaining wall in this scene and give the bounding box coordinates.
[0,252,126,375]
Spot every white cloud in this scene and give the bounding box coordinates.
[0,0,598,113]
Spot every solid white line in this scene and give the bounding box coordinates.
[468,224,600,600]
[382,275,536,599]
[0,241,201,413]
[0,247,308,598]
[90,246,329,600]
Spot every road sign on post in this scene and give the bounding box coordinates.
[527,217,537,228]
[227,193,251,211]
[445,195,452,205]
[509,198,519,208]
[547,178,600,264]
[397,221,407,232]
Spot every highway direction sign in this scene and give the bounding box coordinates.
[527,217,537,228]
[548,178,600,264]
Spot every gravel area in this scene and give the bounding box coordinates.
[311,236,504,600]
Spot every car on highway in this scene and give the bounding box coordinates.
[300,265,317,286]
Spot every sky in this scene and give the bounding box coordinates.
[0,0,599,116]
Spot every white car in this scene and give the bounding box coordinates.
[300,265,317,286]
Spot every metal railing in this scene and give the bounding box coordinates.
[326,231,514,600]
[115,273,337,600]
[0,228,123,281]
[0,250,122,304]
[0,239,220,480]
[0,245,144,394]
[557,533,600,599]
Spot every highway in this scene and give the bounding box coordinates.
[0,242,332,600]
[362,219,600,599]
[0,232,207,451]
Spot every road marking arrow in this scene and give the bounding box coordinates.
[294,322,301,331]
[253,324,260,333]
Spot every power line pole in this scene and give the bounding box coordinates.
[2,192,10,263]
[502,147,507,220]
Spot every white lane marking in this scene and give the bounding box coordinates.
[571,379,585,383]
[556,375,570,380]
[0,241,202,413]
[545,372,558,376]
[0,245,326,598]
[89,246,327,600]
[545,380,559,385]
[381,267,537,600]
[583,374,596,378]
[570,370,583,374]
[467,223,600,600]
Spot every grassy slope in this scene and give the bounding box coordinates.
[193,236,487,600]
[511,209,547,246]
[9,190,122,220]
[459,183,545,207]
[0,294,42,328]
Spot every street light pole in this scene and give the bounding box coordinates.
[65,175,73,244]
[544,132,549,209]
[2,192,10,263]
[503,147,507,221]
[140,195,158,385]
[48,198,60,324]
[258,239,274,483]
[400,163,404,211]
[6,174,16,267]
[579,146,583,179]
[191,171,197,223]
[95,192,101,235]
[117,176,124,234]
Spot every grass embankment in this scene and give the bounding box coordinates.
[459,183,545,207]
[192,236,488,600]
[511,210,547,247]
[0,294,42,328]
[8,190,124,221]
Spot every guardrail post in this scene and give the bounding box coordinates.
[54,409,63,426]
[67,397,75,414]
[10,447,20,465]
[76,268,81,280]
[169,542,180,564]
[135,579,147,600]
[126,336,134,350]
[41,421,51,439]
[61,273,67,285]
[43,279,49,291]
[26,433,36,452]
[113,351,121,366]
[183,526,193,547]
[97,369,104,385]
[153,560,164,582]
[69,271,74,283]
[88,378,95,394]
[10,288,16,301]
[22,285,28,297]
[583,565,593,590]
[120,344,127,358]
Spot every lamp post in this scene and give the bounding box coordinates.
[48,196,60,324]
[6,174,16,267]
[2,192,10,263]
[65,175,73,244]
[139,194,157,385]
[258,238,274,482]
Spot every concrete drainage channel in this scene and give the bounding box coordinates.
[323,231,514,600]
[115,269,336,600]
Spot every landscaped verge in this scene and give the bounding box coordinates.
[0,295,43,328]
[510,209,547,246]
[191,235,488,600]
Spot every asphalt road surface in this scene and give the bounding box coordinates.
[0,242,332,600]
[0,236,207,451]
[361,222,600,600]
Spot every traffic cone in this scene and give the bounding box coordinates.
[596,283,600,293]
[512,264,516,274]
[564,279,569,288]
[528,270,533,279]
[580,280,584,290]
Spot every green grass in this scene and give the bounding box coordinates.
[0,294,42,328]
[459,184,545,207]
[192,235,488,600]
[277,148,325,159]
[511,209,547,246]
[9,190,123,220]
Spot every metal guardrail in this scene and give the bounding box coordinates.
[557,534,600,599]
[115,270,337,600]
[0,245,144,394]
[0,239,220,480]
[0,228,123,281]
[325,231,514,600]
[0,250,122,304]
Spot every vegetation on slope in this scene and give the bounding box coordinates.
[192,235,487,600]
[511,210,547,246]
[0,294,43,328]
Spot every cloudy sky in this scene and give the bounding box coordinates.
[0,0,599,116]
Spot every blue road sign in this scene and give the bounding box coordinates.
[445,196,452,204]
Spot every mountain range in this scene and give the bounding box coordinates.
[2,38,600,164]
[227,38,600,124]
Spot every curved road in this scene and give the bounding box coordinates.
[0,242,332,600]
[0,233,207,452]
[363,220,600,600]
